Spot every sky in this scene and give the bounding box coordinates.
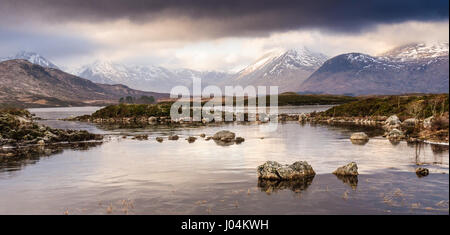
[0,0,448,72]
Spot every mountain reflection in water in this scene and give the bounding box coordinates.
[0,106,445,215]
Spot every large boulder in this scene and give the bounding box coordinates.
[350,132,369,140]
[384,115,402,131]
[213,130,236,142]
[257,161,316,180]
[333,162,359,176]
[385,115,401,126]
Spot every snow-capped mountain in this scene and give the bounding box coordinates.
[72,61,231,93]
[0,51,59,69]
[299,42,449,95]
[380,42,449,62]
[228,47,328,92]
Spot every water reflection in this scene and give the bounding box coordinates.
[351,139,369,145]
[0,142,102,173]
[0,106,444,215]
[257,177,315,194]
[335,175,358,190]
[431,144,449,154]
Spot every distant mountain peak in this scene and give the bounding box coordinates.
[380,42,449,62]
[0,51,59,69]
[237,50,284,78]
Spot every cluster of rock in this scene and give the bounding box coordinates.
[257,161,359,180]
[127,130,245,145]
[257,161,316,180]
[75,111,283,126]
[1,111,103,148]
[212,130,245,145]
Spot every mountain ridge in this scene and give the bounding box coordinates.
[299,42,449,96]
[0,59,168,108]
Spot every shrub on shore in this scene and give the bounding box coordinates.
[90,103,172,119]
[322,94,449,119]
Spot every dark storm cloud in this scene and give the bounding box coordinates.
[1,0,448,36]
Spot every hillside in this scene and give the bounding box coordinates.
[299,43,449,96]
[0,60,168,108]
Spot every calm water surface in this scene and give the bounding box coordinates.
[0,106,447,214]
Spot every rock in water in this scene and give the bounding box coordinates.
[416,167,429,177]
[333,162,359,176]
[235,137,245,144]
[156,137,164,143]
[350,132,369,140]
[213,130,236,142]
[257,161,316,180]
[186,136,197,143]
[298,113,307,123]
[387,128,404,140]
[168,135,179,140]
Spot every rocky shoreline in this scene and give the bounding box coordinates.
[71,111,448,144]
[301,113,449,144]
[0,109,103,156]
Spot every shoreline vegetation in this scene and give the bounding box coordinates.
[0,108,103,157]
[69,94,449,143]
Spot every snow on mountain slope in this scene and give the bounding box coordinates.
[73,61,231,93]
[380,42,449,62]
[236,50,284,78]
[228,47,328,92]
[299,42,449,95]
[0,51,59,69]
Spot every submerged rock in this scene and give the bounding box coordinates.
[257,161,316,180]
[199,134,206,138]
[168,135,179,141]
[416,167,429,177]
[213,130,236,142]
[333,162,359,176]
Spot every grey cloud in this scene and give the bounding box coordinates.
[0,28,102,59]
[0,0,448,36]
